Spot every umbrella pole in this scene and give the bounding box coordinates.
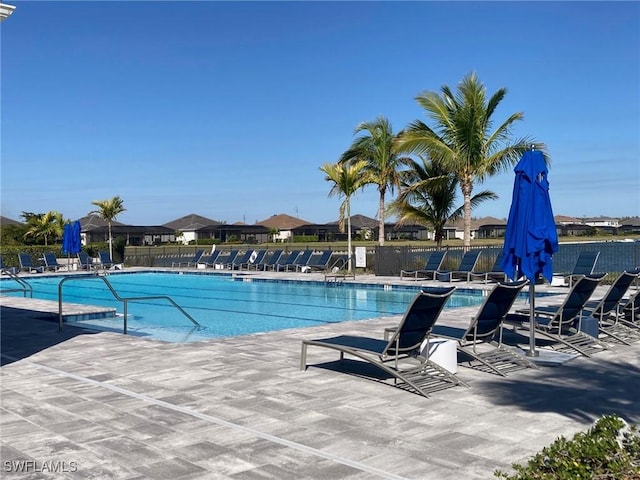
[527,280,539,357]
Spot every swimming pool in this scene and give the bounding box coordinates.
[1,272,489,342]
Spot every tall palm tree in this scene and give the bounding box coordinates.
[396,72,546,249]
[320,160,368,272]
[339,115,408,246]
[390,156,497,249]
[90,196,126,260]
[22,211,64,246]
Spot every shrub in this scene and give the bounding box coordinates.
[495,415,640,479]
[293,235,318,243]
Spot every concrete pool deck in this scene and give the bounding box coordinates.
[2,268,640,479]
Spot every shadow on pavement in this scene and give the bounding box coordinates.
[1,306,100,366]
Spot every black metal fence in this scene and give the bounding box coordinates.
[124,241,640,279]
[123,245,350,268]
[375,241,640,279]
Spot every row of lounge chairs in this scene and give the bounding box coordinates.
[0,251,121,274]
[302,268,640,398]
[400,249,498,282]
[171,249,335,273]
[400,249,602,286]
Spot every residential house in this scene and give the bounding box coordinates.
[583,216,620,229]
[79,214,174,246]
[163,214,221,245]
[620,217,640,235]
[475,217,508,239]
[198,222,270,244]
[257,214,312,242]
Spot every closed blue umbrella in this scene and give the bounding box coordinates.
[62,223,74,255]
[71,220,81,254]
[62,221,82,268]
[502,149,559,356]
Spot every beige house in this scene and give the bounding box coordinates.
[256,214,312,242]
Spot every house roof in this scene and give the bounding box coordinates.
[621,217,640,227]
[163,214,221,231]
[78,214,128,231]
[476,216,507,227]
[327,214,378,229]
[0,216,22,226]
[443,216,511,230]
[257,214,311,230]
[555,215,580,224]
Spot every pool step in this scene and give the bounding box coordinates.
[0,297,117,322]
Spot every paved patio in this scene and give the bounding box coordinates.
[2,269,639,479]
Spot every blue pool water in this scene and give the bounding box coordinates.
[1,272,489,342]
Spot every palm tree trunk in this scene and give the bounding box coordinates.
[108,222,113,260]
[347,198,352,272]
[462,179,472,251]
[378,190,385,247]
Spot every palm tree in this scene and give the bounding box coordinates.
[390,156,497,249]
[90,196,126,260]
[320,160,368,272]
[22,211,64,246]
[339,115,408,246]
[396,72,545,249]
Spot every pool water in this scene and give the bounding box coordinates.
[1,272,488,342]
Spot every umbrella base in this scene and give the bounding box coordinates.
[518,348,578,366]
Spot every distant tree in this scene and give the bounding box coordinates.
[396,72,544,250]
[1,223,27,246]
[90,196,126,260]
[390,156,496,249]
[22,211,64,246]
[320,160,368,271]
[339,115,409,246]
[269,227,280,243]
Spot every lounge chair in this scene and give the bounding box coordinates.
[469,252,508,284]
[619,286,640,327]
[171,249,205,268]
[268,251,300,272]
[252,250,283,271]
[426,280,535,376]
[213,250,239,269]
[18,253,43,273]
[554,251,600,288]
[437,250,482,282]
[582,270,640,345]
[200,250,221,268]
[238,249,267,270]
[77,251,96,270]
[43,252,65,272]
[299,251,332,272]
[400,250,447,280]
[279,250,313,272]
[504,274,607,357]
[97,251,123,270]
[229,250,254,270]
[301,286,467,398]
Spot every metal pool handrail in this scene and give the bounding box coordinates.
[58,274,201,333]
[1,269,33,297]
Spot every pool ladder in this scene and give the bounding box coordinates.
[58,274,201,334]
[1,269,33,297]
[323,257,356,284]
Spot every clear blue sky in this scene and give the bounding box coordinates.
[2,1,639,226]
